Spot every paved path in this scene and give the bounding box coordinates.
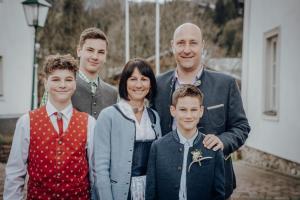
[232,161,300,200]
[0,163,4,199]
[0,161,300,200]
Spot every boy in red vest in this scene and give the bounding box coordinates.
[4,54,95,200]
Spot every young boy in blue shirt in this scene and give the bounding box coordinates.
[146,84,225,200]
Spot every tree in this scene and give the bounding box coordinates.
[214,0,226,25]
[39,0,87,57]
[37,0,243,78]
[219,18,243,56]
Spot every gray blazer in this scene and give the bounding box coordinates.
[150,69,250,198]
[93,105,161,200]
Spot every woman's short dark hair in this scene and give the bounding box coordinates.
[119,58,157,101]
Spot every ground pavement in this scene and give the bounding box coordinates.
[231,161,300,200]
[0,161,300,200]
[0,163,4,199]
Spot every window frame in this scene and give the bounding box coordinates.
[262,27,280,120]
[0,56,3,98]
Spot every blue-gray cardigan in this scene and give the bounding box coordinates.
[146,131,225,200]
[93,105,161,200]
[151,69,250,198]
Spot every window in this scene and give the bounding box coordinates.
[0,56,3,97]
[263,27,280,118]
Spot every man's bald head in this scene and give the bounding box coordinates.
[173,23,202,41]
[171,23,204,72]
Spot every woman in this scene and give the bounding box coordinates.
[94,58,161,200]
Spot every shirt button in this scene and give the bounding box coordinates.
[179,148,183,152]
[93,111,97,115]
[58,140,62,145]
[178,166,182,171]
[93,102,97,106]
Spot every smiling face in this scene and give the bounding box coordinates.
[170,96,204,135]
[45,69,76,107]
[77,38,107,77]
[171,23,203,72]
[126,67,151,103]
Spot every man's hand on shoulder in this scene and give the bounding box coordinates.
[203,134,224,151]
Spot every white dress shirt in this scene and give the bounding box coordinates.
[177,129,198,200]
[3,101,95,200]
[118,99,156,140]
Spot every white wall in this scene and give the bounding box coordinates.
[242,0,300,163]
[0,0,34,117]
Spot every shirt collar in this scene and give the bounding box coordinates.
[46,100,73,120]
[118,99,146,121]
[78,70,99,86]
[177,129,198,146]
[174,67,203,85]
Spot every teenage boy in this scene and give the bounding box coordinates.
[146,85,225,200]
[4,54,95,200]
[41,27,118,118]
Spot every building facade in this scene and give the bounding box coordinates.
[0,0,34,134]
[242,0,300,176]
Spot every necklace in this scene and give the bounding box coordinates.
[132,106,144,114]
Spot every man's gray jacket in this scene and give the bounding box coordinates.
[151,69,251,198]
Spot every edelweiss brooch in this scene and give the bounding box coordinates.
[188,149,213,172]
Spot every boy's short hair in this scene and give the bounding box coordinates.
[43,54,78,78]
[172,84,204,106]
[78,27,108,48]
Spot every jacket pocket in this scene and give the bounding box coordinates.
[198,157,215,167]
[207,104,225,127]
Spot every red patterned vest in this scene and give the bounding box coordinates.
[27,106,90,200]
